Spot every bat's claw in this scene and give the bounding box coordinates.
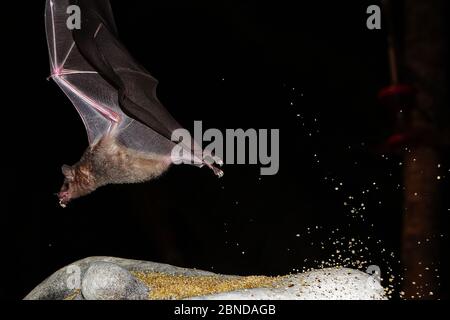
[203,155,224,167]
[204,157,224,178]
[214,157,224,167]
[216,169,224,178]
[211,165,224,178]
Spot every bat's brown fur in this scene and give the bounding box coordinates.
[58,135,171,207]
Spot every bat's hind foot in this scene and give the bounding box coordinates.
[203,155,224,178]
[212,167,224,178]
[205,162,224,178]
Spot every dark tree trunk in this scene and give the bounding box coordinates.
[401,0,448,299]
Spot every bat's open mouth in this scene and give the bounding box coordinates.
[57,190,71,208]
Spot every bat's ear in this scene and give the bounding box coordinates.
[61,165,74,180]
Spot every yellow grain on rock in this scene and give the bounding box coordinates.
[63,289,81,300]
[132,271,281,300]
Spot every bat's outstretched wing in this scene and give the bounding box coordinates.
[45,0,193,159]
[46,0,123,145]
[70,0,181,143]
[46,0,220,170]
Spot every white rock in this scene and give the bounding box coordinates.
[81,262,148,300]
[191,268,385,300]
[25,257,386,300]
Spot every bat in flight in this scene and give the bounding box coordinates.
[45,0,223,207]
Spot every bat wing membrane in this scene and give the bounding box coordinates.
[46,0,203,162]
[45,0,122,144]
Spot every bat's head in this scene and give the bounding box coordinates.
[58,164,97,207]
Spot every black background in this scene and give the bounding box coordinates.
[2,0,449,300]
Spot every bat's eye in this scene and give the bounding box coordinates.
[61,182,70,192]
